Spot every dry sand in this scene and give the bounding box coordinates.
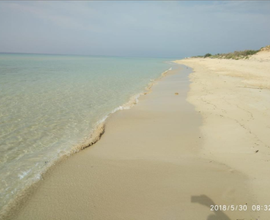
[8,55,270,220]
[175,51,270,219]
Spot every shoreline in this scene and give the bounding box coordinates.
[0,66,172,219]
[7,63,257,220]
[69,67,173,153]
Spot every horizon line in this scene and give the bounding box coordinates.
[0,51,181,59]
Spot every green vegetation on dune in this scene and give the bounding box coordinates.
[192,45,270,60]
[210,50,259,60]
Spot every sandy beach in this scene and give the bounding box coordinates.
[175,51,270,219]
[6,51,270,220]
[2,1,270,220]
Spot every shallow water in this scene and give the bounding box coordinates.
[0,53,170,213]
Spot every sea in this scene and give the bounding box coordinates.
[0,53,172,214]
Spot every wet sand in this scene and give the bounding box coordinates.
[8,65,257,220]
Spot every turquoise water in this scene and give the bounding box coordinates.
[0,54,171,213]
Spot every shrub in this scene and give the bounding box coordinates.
[191,47,262,60]
[204,53,212,58]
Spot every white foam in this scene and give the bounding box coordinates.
[18,169,31,180]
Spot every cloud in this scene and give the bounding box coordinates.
[0,1,269,57]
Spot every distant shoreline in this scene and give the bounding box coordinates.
[0,52,178,59]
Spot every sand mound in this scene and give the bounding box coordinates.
[260,45,270,52]
[250,45,270,61]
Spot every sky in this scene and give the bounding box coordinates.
[0,1,270,58]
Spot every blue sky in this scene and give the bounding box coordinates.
[0,1,269,58]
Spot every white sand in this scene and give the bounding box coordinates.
[175,51,270,219]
